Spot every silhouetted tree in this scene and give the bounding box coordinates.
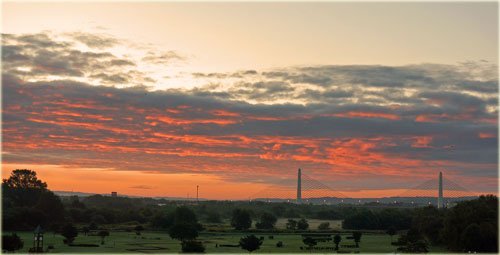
[397,240,429,253]
[286,219,297,230]
[461,223,482,252]
[35,191,65,223]
[82,226,90,236]
[396,228,429,253]
[297,218,309,230]
[134,225,144,236]
[2,169,47,190]
[98,230,110,245]
[168,207,201,241]
[353,231,362,247]
[334,234,342,250]
[61,223,78,244]
[342,210,380,230]
[412,206,443,244]
[386,226,397,242]
[239,235,262,253]
[89,222,98,230]
[169,222,199,241]
[173,206,198,224]
[318,222,330,230]
[441,195,498,252]
[2,233,24,252]
[205,211,222,223]
[255,212,277,229]
[2,169,51,227]
[302,237,317,248]
[231,209,252,230]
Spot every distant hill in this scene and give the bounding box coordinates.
[53,190,206,201]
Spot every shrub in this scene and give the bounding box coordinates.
[61,223,78,244]
[239,235,262,253]
[318,222,331,230]
[2,233,24,252]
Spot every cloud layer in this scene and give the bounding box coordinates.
[2,31,498,194]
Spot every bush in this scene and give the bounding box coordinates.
[2,233,24,252]
[297,218,309,230]
[276,241,283,247]
[231,209,252,230]
[255,212,277,229]
[181,240,205,253]
[239,235,262,253]
[61,223,78,244]
[318,222,330,230]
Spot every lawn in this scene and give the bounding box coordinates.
[12,230,447,253]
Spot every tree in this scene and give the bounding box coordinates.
[302,237,317,248]
[61,223,78,244]
[441,195,498,252]
[181,240,205,253]
[34,191,65,223]
[3,169,48,208]
[396,228,429,253]
[478,222,498,253]
[2,169,47,189]
[460,223,482,252]
[134,225,144,236]
[2,233,24,252]
[98,230,110,245]
[168,207,201,241]
[173,206,198,224]
[386,226,397,242]
[169,222,199,241]
[318,222,330,230]
[89,222,98,230]
[412,206,443,244]
[255,212,277,229]
[352,231,362,247]
[82,226,90,236]
[205,211,222,223]
[342,210,380,230]
[286,219,297,230]
[231,209,252,230]
[297,218,309,230]
[239,235,262,253]
[397,239,429,253]
[333,234,342,251]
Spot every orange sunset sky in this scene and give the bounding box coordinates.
[1,2,498,199]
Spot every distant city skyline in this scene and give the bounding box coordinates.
[2,2,498,199]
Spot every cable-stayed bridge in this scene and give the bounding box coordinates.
[248,169,479,207]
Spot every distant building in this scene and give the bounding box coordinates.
[111,191,117,197]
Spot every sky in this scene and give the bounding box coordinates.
[1,2,499,199]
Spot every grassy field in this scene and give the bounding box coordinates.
[12,230,447,253]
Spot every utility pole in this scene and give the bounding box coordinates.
[196,185,199,203]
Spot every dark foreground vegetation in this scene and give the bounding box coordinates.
[2,169,498,253]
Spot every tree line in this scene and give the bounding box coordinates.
[2,169,498,253]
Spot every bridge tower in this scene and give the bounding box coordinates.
[297,168,302,203]
[437,171,443,209]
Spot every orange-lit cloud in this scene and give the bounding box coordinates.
[1,31,498,199]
